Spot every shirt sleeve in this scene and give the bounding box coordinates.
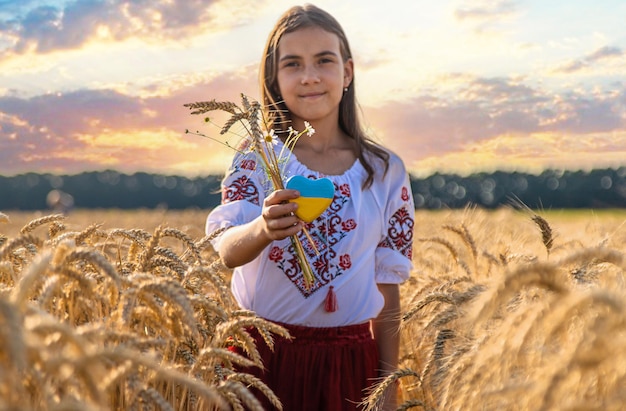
[205,151,269,252]
[375,155,415,284]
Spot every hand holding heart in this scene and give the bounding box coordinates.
[285,176,334,223]
[260,176,333,241]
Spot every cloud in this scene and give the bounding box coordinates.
[453,0,521,33]
[369,76,541,150]
[454,0,520,21]
[0,0,247,56]
[546,93,624,134]
[0,89,145,136]
[1,63,624,177]
[587,46,623,62]
[0,67,258,175]
[413,131,626,176]
[555,45,624,73]
[365,75,625,172]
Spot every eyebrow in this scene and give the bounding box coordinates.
[279,50,339,62]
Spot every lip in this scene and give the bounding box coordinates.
[300,92,325,98]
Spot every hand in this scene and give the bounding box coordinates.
[261,189,303,241]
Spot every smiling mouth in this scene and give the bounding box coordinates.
[300,92,325,98]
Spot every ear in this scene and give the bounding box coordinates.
[343,58,354,88]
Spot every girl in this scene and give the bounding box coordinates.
[205,4,414,410]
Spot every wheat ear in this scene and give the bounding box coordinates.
[20,214,66,234]
[532,214,554,256]
[219,380,266,411]
[444,224,478,270]
[63,248,122,289]
[361,369,420,411]
[227,372,283,410]
[214,317,290,351]
[184,100,239,115]
[0,234,43,261]
[161,227,203,263]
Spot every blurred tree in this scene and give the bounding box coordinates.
[0,168,624,210]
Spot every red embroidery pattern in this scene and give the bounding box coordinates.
[270,181,354,298]
[269,246,283,262]
[341,218,357,231]
[338,254,351,270]
[378,206,414,259]
[313,253,330,275]
[222,175,259,205]
[401,186,410,201]
[339,183,350,196]
[240,159,256,170]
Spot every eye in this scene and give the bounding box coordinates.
[281,60,299,69]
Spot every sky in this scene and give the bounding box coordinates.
[0,0,625,178]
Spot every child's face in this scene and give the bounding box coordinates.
[276,26,353,130]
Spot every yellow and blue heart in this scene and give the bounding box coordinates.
[286,175,334,223]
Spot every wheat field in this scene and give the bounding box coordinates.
[1,207,625,411]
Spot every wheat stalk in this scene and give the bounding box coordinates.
[0,234,43,261]
[470,261,569,327]
[74,223,103,246]
[532,214,554,256]
[63,248,122,287]
[20,214,66,235]
[443,224,478,271]
[161,227,203,264]
[361,368,420,411]
[48,220,66,239]
[214,317,291,351]
[226,372,283,410]
[187,94,318,288]
[1,208,624,410]
[184,100,239,115]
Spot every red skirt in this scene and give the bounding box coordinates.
[231,321,380,411]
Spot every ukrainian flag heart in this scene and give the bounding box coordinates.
[286,175,334,223]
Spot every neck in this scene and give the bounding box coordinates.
[292,118,347,152]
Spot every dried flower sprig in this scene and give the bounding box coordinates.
[185,94,318,289]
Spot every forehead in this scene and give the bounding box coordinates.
[277,26,342,57]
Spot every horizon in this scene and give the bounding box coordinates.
[2,166,625,211]
[2,165,625,180]
[1,0,625,178]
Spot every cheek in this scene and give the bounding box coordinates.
[276,74,289,95]
[277,77,299,102]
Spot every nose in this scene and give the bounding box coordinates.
[301,64,320,84]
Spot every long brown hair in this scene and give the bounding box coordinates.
[259,4,389,188]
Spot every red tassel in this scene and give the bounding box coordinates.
[324,286,338,312]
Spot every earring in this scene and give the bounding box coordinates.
[343,87,348,93]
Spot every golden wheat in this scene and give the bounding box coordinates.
[400,208,626,411]
[0,210,281,410]
[1,208,625,410]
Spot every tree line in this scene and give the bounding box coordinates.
[0,168,624,211]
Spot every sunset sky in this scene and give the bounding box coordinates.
[1,0,625,178]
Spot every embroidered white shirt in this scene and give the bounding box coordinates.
[206,141,414,327]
